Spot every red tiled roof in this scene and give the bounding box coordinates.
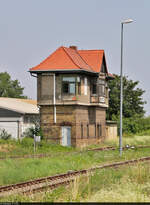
[30,46,108,74]
[78,50,104,73]
[63,47,92,71]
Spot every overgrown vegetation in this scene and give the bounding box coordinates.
[0,135,150,202]
[0,137,75,158]
[22,116,43,139]
[116,116,150,136]
[0,139,150,186]
[107,74,146,120]
[0,134,150,158]
[107,74,149,136]
[0,129,11,140]
[1,162,150,202]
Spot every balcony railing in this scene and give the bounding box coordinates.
[90,96,108,104]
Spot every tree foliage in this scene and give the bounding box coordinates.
[0,72,27,98]
[107,74,146,120]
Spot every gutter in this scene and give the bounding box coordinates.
[29,69,99,76]
[53,73,56,123]
[0,106,25,114]
[30,73,37,78]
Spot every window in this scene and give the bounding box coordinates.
[98,85,105,96]
[24,116,30,124]
[84,77,87,95]
[98,79,105,97]
[92,83,97,95]
[97,124,102,137]
[78,82,81,95]
[102,85,105,96]
[62,77,76,95]
[77,77,81,95]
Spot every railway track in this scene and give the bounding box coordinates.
[0,145,150,160]
[0,156,150,197]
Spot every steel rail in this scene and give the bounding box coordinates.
[0,156,150,197]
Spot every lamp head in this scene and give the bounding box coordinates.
[122,19,133,24]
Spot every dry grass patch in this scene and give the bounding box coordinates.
[85,181,150,202]
[0,144,15,153]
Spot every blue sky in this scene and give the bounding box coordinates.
[0,0,150,115]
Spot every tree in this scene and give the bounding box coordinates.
[107,74,146,120]
[0,72,27,98]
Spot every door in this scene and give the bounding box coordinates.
[61,126,71,146]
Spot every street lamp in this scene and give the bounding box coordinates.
[120,19,133,156]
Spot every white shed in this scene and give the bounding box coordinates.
[0,98,39,139]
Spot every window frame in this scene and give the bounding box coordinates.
[62,76,76,95]
[91,83,97,95]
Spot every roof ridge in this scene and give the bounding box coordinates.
[63,47,93,71]
[63,47,80,69]
[74,49,93,70]
[78,49,104,51]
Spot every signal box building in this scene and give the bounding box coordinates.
[29,46,113,147]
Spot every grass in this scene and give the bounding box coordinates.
[87,135,150,149]
[0,135,150,187]
[1,162,150,202]
[0,138,76,158]
[0,135,150,158]
[0,135,150,202]
[84,163,150,202]
[0,145,150,186]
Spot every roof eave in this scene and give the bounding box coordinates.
[106,75,115,80]
[0,106,25,114]
[0,106,39,115]
[29,69,99,75]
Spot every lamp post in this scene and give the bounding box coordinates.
[120,19,133,156]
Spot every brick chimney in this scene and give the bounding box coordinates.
[69,45,77,50]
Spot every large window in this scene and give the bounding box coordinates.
[98,79,105,97]
[77,77,81,95]
[92,83,97,95]
[62,77,76,95]
[91,78,97,95]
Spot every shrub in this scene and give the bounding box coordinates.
[117,116,150,136]
[0,129,11,140]
[22,123,44,140]
[22,127,35,138]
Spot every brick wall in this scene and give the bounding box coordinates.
[40,105,106,147]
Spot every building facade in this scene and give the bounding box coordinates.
[0,98,39,139]
[30,46,113,147]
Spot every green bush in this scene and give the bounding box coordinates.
[22,127,35,138]
[0,129,11,140]
[117,116,150,136]
[22,126,44,139]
